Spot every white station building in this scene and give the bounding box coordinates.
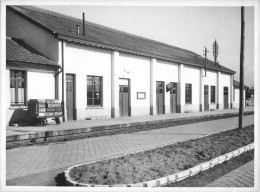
[6,6,246,125]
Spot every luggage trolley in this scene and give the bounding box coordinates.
[28,99,64,126]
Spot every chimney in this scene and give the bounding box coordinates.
[82,12,85,36]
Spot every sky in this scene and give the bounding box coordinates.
[39,5,255,87]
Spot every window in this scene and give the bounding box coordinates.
[10,70,26,107]
[185,83,192,104]
[211,86,216,103]
[224,87,229,95]
[87,76,102,107]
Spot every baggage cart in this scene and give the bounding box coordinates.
[28,99,64,126]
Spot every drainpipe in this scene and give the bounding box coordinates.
[62,41,65,122]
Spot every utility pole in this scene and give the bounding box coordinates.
[213,39,219,65]
[239,6,245,129]
[203,47,209,76]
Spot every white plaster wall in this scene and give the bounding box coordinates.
[64,43,111,120]
[233,88,240,108]
[233,88,246,109]
[27,71,55,99]
[202,70,217,110]
[154,60,179,114]
[182,66,200,112]
[118,53,150,116]
[6,9,59,62]
[219,73,231,109]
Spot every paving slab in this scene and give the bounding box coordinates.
[206,160,254,187]
[6,114,254,181]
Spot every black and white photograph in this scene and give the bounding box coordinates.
[0,0,259,191]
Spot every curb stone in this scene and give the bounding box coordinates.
[64,143,254,187]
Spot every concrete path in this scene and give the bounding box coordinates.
[6,115,254,181]
[6,107,254,137]
[206,160,254,187]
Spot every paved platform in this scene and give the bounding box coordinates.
[206,160,254,187]
[6,114,254,181]
[6,107,254,147]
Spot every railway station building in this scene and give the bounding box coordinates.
[6,6,246,125]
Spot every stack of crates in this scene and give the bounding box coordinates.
[28,99,63,125]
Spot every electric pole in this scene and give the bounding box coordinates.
[203,47,209,76]
[213,39,219,65]
[239,6,245,129]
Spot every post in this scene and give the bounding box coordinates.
[82,13,85,36]
[239,6,245,129]
[61,41,65,122]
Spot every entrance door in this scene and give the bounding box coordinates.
[119,79,129,117]
[170,82,177,113]
[224,87,229,109]
[156,81,164,114]
[204,85,209,111]
[66,74,75,120]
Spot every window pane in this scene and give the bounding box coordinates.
[94,98,101,105]
[87,76,102,107]
[185,84,192,103]
[87,98,93,106]
[10,70,26,106]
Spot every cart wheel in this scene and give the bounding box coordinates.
[41,119,47,126]
[55,118,60,125]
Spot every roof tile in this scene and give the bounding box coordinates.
[6,37,58,66]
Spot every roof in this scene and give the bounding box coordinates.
[7,5,235,74]
[6,37,58,66]
[233,80,249,89]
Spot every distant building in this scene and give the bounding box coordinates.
[6,6,244,125]
[233,80,247,108]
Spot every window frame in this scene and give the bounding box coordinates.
[185,83,192,104]
[10,70,27,107]
[210,85,216,103]
[87,75,103,107]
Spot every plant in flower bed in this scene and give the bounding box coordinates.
[69,125,254,185]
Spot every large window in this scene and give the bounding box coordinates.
[10,70,26,107]
[211,86,216,103]
[87,76,102,107]
[185,83,192,104]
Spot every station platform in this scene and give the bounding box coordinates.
[6,106,254,148]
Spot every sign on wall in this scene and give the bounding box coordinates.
[137,92,146,99]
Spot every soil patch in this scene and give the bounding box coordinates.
[69,125,254,185]
[165,149,254,187]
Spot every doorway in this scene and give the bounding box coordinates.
[170,82,177,113]
[224,87,229,109]
[119,79,130,117]
[66,74,76,120]
[156,81,165,114]
[204,85,209,111]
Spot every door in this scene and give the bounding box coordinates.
[170,82,177,113]
[224,87,229,109]
[156,81,164,114]
[119,80,129,117]
[204,85,209,111]
[66,74,75,120]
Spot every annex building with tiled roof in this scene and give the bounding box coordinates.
[6,5,245,125]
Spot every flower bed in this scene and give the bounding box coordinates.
[68,125,254,185]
